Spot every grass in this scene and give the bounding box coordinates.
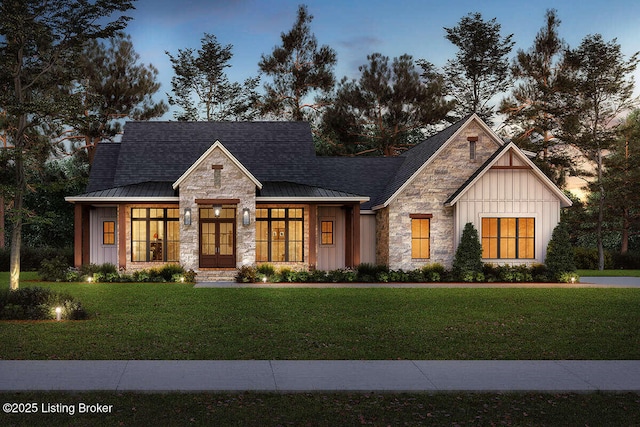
[578,269,640,277]
[1,277,639,360]
[2,273,639,425]
[1,391,639,426]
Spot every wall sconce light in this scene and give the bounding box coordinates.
[184,207,192,225]
[213,204,222,218]
[242,208,251,226]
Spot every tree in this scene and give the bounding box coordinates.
[443,12,515,123]
[258,4,337,121]
[69,32,167,163]
[545,221,576,280]
[602,109,640,254]
[452,222,483,282]
[0,0,134,290]
[563,34,639,270]
[166,33,259,121]
[500,9,573,187]
[320,53,453,156]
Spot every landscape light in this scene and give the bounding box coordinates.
[55,307,62,321]
[87,276,93,283]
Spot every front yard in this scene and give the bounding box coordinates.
[1,277,639,360]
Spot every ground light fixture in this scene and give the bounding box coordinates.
[55,307,62,321]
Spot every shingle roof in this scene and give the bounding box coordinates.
[81,117,480,207]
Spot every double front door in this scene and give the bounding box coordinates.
[199,207,236,268]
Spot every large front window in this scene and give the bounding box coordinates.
[482,217,534,259]
[256,208,303,262]
[131,208,179,262]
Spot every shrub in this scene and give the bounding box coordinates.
[545,222,576,280]
[39,256,71,282]
[183,269,197,283]
[573,247,614,270]
[156,264,184,282]
[235,265,257,283]
[452,222,483,281]
[0,287,87,320]
[422,263,445,282]
[356,263,388,282]
[257,263,276,278]
[611,251,640,269]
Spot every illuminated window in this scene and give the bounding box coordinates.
[131,208,179,262]
[103,221,115,245]
[256,208,303,262]
[482,217,534,259]
[321,221,334,245]
[410,214,431,259]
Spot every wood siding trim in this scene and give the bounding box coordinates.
[195,198,240,205]
[118,204,127,269]
[409,213,433,219]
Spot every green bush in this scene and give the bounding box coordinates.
[38,256,71,282]
[573,247,614,270]
[421,263,445,282]
[235,265,257,283]
[356,263,389,282]
[545,223,576,280]
[611,251,640,269]
[452,223,483,281]
[0,287,88,320]
[0,247,73,271]
[257,263,276,278]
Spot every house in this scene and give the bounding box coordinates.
[66,114,572,281]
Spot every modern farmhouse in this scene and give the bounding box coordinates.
[66,114,572,281]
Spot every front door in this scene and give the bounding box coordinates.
[199,207,236,268]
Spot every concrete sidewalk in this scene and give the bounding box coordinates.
[1,360,639,393]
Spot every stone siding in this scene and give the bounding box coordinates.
[178,146,257,272]
[386,123,499,270]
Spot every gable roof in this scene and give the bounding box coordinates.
[444,141,573,208]
[371,114,503,208]
[72,115,569,210]
[172,140,262,190]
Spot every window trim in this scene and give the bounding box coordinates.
[410,214,432,259]
[320,220,334,246]
[256,208,304,262]
[481,216,535,260]
[102,220,115,246]
[131,208,180,262]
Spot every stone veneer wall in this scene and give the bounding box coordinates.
[178,146,257,272]
[375,207,389,266]
[386,123,499,270]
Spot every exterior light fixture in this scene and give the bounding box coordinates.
[87,276,93,283]
[242,208,251,226]
[262,276,267,283]
[213,204,222,218]
[184,207,192,225]
[55,306,62,321]
[571,276,576,284]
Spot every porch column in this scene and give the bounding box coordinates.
[344,203,361,267]
[308,204,317,268]
[73,204,90,268]
[118,204,127,269]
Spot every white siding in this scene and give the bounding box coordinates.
[455,164,561,265]
[90,207,118,266]
[359,213,376,265]
[317,207,345,270]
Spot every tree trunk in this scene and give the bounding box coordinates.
[0,196,4,249]
[9,149,24,291]
[597,149,605,271]
[621,207,630,255]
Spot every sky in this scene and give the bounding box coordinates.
[123,0,640,120]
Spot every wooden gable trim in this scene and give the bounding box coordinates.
[490,149,532,170]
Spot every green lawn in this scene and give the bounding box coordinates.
[1,278,639,360]
[578,269,640,277]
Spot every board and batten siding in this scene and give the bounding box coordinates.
[454,153,561,265]
[89,207,118,266]
[359,213,376,265]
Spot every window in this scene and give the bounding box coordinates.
[103,221,115,245]
[321,221,334,245]
[256,208,303,262]
[468,136,478,160]
[410,214,431,259]
[482,217,534,259]
[131,208,180,262]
